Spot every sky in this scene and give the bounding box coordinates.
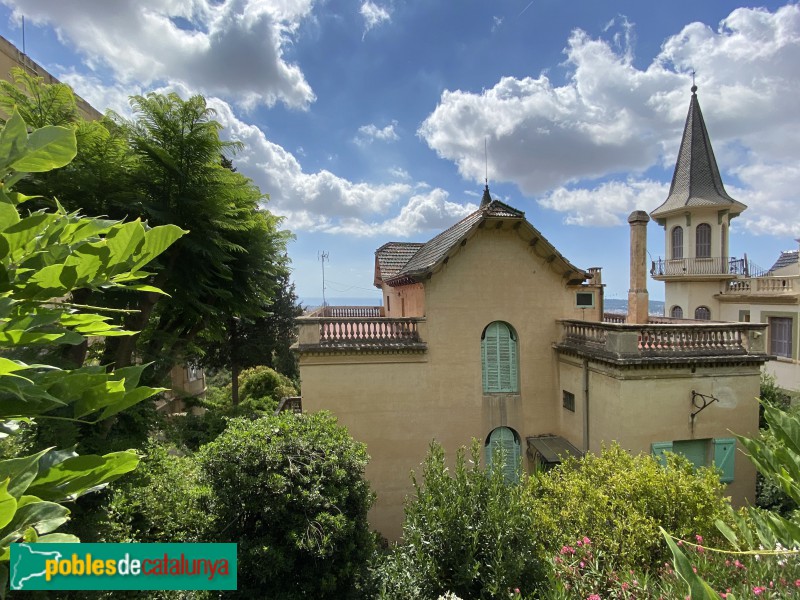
[1,0,798,304]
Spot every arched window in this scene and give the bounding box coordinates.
[484,427,521,484]
[696,224,711,258]
[695,306,711,320]
[481,322,518,393]
[670,306,683,319]
[671,226,684,260]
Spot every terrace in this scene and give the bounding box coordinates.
[296,306,426,353]
[555,319,769,366]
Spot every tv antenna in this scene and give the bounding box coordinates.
[318,251,329,307]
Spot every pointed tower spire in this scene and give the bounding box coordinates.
[650,84,747,221]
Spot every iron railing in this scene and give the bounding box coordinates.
[650,257,768,278]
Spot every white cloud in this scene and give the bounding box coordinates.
[3,0,316,109]
[360,1,391,36]
[419,4,800,231]
[201,98,474,236]
[389,166,411,180]
[325,189,478,237]
[538,179,669,226]
[354,121,399,145]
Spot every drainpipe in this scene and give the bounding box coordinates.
[582,358,590,453]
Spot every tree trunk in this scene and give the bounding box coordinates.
[230,318,240,406]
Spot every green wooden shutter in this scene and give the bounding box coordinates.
[482,322,518,393]
[482,324,500,392]
[673,440,708,469]
[713,438,736,483]
[651,442,673,467]
[486,427,521,484]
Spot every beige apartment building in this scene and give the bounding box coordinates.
[296,86,771,539]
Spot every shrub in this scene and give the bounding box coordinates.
[98,441,210,544]
[375,441,546,599]
[198,412,374,599]
[530,444,730,573]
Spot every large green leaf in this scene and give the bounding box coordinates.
[0,480,16,530]
[0,448,50,498]
[0,110,28,170]
[661,528,721,599]
[0,497,70,551]
[25,451,140,502]
[8,125,77,172]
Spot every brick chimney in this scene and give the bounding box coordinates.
[627,211,650,324]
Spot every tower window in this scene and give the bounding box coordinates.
[695,306,711,320]
[670,306,683,319]
[696,223,711,258]
[671,226,684,260]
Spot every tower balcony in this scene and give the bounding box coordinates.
[650,257,767,281]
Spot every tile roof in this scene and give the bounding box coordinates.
[394,200,525,279]
[651,88,747,220]
[769,249,799,272]
[375,242,425,280]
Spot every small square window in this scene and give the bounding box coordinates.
[576,292,594,308]
[562,390,575,412]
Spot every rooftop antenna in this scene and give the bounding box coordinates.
[690,68,697,93]
[318,251,329,308]
[484,136,488,188]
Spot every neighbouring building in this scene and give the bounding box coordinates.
[650,84,799,393]
[295,84,771,539]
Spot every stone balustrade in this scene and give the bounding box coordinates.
[296,313,426,351]
[557,319,768,364]
[726,276,796,295]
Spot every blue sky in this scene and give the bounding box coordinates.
[1,1,798,303]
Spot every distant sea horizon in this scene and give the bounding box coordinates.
[301,297,667,316]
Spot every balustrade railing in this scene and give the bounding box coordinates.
[726,276,796,294]
[318,317,421,344]
[309,305,384,317]
[558,320,766,359]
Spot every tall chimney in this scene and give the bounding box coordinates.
[627,211,650,324]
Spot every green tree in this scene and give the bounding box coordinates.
[198,412,375,599]
[0,111,183,589]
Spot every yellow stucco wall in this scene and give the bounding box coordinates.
[557,354,760,505]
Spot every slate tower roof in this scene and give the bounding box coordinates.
[650,85,747,222]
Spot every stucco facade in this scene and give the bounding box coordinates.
[297,196,769,539]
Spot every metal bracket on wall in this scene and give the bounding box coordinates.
[691,390,719,427]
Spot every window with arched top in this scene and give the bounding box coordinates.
[695,306,711,320]
[671,226,684,260]
[481,322,519,393]
[696,223,711,258]
[484,427,521,484]
[670,306,683,319]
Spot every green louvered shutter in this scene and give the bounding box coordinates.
[651,442,673,467]
[713,438,736,483]
[673,439,708,469]
[482,322,518,393]
[482,324,500,392]
[485,427,521,484]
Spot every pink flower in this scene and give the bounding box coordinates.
[621,583,629,591]
[560,545,575,555]
[586,595,601,600]
[753,586,765,595]
[583,536,591,545]
[580,561,585,568]
[695,535,704,544]
[697,546,705,553]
